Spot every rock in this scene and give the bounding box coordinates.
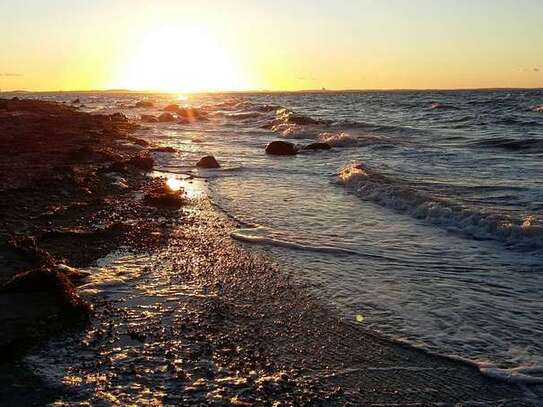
[140,114,158,123]
[196,155,220,168]
[126,136,149,147]
[135,100,154,108]
[0,268,90,320]
[108,112,129,122]
[163,104,180,112]
[303,142,331,151]
[158,112,175,122]
[72,98,81,105]
[55,264,91,282]
[163,104,205,121]
[288,114,320,125]
[265,141,298,156]
[144,184,185,208]
[128,153,154,171]
[104,161,128,174]
[150,146,176,153]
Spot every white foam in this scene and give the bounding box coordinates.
[231,228,359,255]
[338,163,543,249]
[318,132,359,147]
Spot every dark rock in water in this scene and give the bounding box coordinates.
[158,112,175,122]
[72,98,80,105]
[163,104,180,112]
[135,100,154,108]
[128,153,154,171]
[141,114,158,123]
[108,112,129,122]
[196,155,220,168]
[304,142,331,151]
[265,141,298,156]
[177,107,200,119]
[150,146,176,153]
[144,184,185,208]
[126,136,149,147]
[288,114,320,125]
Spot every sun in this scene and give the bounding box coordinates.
[116,26,248,93]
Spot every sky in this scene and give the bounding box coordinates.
[1,0,542,92]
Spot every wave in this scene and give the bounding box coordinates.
[318,131,391,148]
[469,137,543,152]
[224,111,263,120]
[333,119,427,136]
[442,354,543,385]
[338,163,543,250]
[231,228,359,255]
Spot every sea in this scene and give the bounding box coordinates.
[14,89,543,383]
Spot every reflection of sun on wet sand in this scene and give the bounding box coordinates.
[0,98,529,405]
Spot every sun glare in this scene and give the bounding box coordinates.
[117,26,248,92]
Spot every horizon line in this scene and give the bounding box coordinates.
[1,86,542,94]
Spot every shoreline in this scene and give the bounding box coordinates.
[0,98,534,405]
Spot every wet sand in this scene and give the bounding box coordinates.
[0,98,534,405]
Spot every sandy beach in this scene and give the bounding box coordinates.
[0,98,535,405]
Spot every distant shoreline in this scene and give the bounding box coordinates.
[2,87,542,96]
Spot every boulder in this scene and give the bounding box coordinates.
[158,112,175,122]
[141,114,158,123]
[303,142,331,151]
[135,101,154,108]
[163,104,180,112]
[144,184,185,208]
[108,112,129,122]
[196,155,220,168]
[265,141,298,156]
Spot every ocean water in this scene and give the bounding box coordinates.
[22,89,543,381]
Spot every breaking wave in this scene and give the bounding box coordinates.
[338,163,543,250]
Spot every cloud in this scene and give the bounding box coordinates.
[0,73,23,77]
[534,67,541,72]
